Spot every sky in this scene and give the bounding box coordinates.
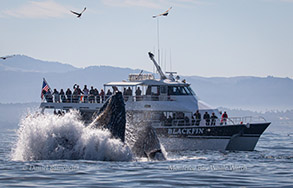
[0,0,292,78]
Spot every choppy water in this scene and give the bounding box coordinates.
[0,114,292,187]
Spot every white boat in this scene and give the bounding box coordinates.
[40,52,270,151]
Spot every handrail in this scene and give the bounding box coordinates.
[151,116,267,127]
[228,116,267,124]
[42,93,176,103]
[42,94,107,104]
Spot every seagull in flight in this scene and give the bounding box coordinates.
[0,55,15,60]
[153,7,172,18]
[70,7,86,18]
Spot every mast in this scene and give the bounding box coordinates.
[148,52,167,80]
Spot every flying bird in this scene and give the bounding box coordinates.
[153,7,172,18]
[70,7,86,18]
[0,55,15,60]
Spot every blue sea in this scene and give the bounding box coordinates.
[0,113,292,187]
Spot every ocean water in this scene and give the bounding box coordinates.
[0,113,292,187]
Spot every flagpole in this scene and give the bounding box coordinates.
[153,7,172,67]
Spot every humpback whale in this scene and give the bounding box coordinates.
[90,91,126,142]
[126,119,166,161]
[90,91,166,160]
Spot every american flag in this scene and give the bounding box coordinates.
[41,78,51,99]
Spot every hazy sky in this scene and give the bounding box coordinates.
[1,0,292,77]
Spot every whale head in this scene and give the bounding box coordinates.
[90,91,126,142]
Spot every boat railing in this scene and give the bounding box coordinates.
[42,94,107,104]
[151,116,267,128]
[228,116,267,125]
[42,93,175,104]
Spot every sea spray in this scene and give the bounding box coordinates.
[11,111,132,161]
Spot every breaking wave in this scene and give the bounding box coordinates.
[11,111,132,161]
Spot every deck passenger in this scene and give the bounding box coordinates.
[221,111,228,125]
[66,88,72,103]
[123,88,128,101]
[135,87,142,101]
[73,85,83,103]
[72,87,78,103]
[45,90,53,103]
[52,89,60,103]
[106,89,112,100]
[100,89,105,103]
[60,89,66,103]
[126,87,132,96]
[203,112,210,126]
[89,86,95,103]
[146,86,151,95]
[194,110,201,126]
[94,88,99,103]
[83,85,89,103]
[211,112,218,125]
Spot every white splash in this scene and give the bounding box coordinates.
[11,111,132,161]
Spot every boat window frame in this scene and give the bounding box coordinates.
[168,85,193,96]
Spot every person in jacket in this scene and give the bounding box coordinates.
[135,87,142,101]
[194,110,201,126]
[100,89,105,103]
[106,89,112,100]
[66,88,72,103]
[203,112,210,125]
[83,85,89,103]
[89,86,95,103]
[60,89,66,103]
[221,111,228,125]
[94,88,99,103]
[52,89,60,103]
[211,112,218,126]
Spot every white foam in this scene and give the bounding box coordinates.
[11,111,132,161]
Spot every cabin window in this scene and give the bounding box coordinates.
[187,86,196,96]
[168,86,192,95]
[180,87,188,95]
[160,86,167,94]
[146,86,160,95]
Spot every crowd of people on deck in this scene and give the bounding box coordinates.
[42,84,114,103]
[193,110,228,126]
[42,84,144,103]
[163,111,229,126]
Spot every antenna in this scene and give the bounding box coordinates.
[157,18,160,66]
[148,52,167,80]
[153,7,172,67]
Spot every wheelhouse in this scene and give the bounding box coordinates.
[104,74,197,103]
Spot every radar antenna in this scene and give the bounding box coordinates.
[148,52,167,80]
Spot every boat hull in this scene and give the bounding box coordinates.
[155,122,270,151]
